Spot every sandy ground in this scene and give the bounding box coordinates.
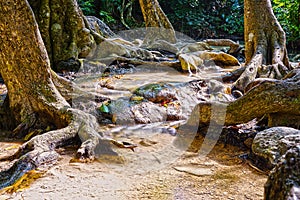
[0,132,267,200]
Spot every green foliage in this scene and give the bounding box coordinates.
[99,10,116,24]
[159,0,244,39]
[77,0,299,45]
[272,0,300,42]
[77,0,96,16]
[78,0,142,28]
[98,0,123,24]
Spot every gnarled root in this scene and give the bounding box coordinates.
[0,108,135,189]
[197,70,300,127]
[233,29,291,93]
[233,53,262,91]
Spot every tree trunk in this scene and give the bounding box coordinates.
[234,0,290,91]
[196,69,300,129]
[264,146,300,200]
[0,0,125,189]
[0,0,69,128]
[27,0,96,70]
[138,0,176,45]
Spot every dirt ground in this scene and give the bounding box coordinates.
[0,132,267,200]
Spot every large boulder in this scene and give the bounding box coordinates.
[264,145,300,200]
[251,127,300,170]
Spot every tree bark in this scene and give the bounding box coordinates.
[139,0,176,45]
[264,146,300,200]
[233,0,290,92]
[27,0,96,70]
[197,69,300,128]
[0,0,125,189]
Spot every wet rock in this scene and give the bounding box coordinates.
[131,102,167,124]
[103,62,136,75]
[102,81,203,126]
[108,98,135,125]
[264,145,300,200]
[133,81,201,122]
[251,127,300,170]
[134,83,177,103]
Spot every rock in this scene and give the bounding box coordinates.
[251,127,300,170]
[131,102,167,124]
[92,38,153,62]
[173,165,213,176]
[166,101,182,121]
[264,145,300,200]
[178,50,240,73]
[177,42,213,55]
[139,138,158,147]
[146,39,179,53]
[178,53,204,71]
[86,16,115,38]
[134,83,177,103]
[193,51,240,67]
[108,98,135,125]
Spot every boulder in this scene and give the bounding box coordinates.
[131,102,167,124]
[251,127,300,170]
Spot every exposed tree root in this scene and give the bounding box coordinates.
[51,70,110,103]
[197,70,300,127]
[0,107,136,189]
[234,0,291,93]
[233,53,263,91]
[203,39,241,55]
[233,49,290,92]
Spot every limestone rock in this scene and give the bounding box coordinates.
[251,127,300,170]
[131,102,167,124]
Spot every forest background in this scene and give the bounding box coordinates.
[78,0,299,52]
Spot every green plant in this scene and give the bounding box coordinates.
[77,0,96,16]
[99,10,116,24]
[272,0,300,43]
[159,0,244,39]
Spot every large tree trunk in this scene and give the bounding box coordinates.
[0,0,126,189]
[27,0,96,70]
[0,0,69,129]
[139,0,177,45]
[234,0,291,92]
